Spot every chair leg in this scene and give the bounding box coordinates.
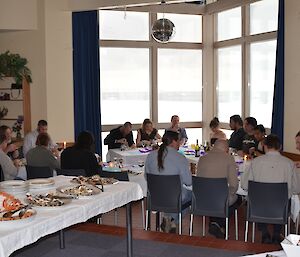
[145,210,149,231]
[202,216,206,237]
[288,216,291,235]
[297,215,299,235]
[252,222,255,243]
[141,199,145,229]
[96,216,103,225]
[114,209,118,225]
[156,212,160,231]
[235,209,238,240]
[225,217,229,240]
[285,224,288,237]
[189,214,194,236]
[59,229,65,249]
[179,213,182,235]
[245,221,248,242]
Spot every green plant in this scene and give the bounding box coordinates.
[0,51,32,84]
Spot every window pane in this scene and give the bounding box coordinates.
[157,13,202,43]
[217,46,242,123]
[157,49,202,123]
[99,10,149,41]
[217,7,241,41]
[100,48,150,125]
[250,40,276,128]
[250,0,278,35]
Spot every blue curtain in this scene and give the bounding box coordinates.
[271,0,284,146]
[72,11,101,154]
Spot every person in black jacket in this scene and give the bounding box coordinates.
[61,131,100,176]
[104,122,135,149]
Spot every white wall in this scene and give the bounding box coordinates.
[0,0,38,30]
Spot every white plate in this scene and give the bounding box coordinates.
[27,178,55,188]
[0,180,28,189]
[25,197,72,210]
[57,185,101,197]
[0,209,36,227]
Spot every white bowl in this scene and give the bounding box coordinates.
[281,234,300,257]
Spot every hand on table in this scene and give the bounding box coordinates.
[6,143,17,153]
[117,138,128,145]
[295,161,300,168]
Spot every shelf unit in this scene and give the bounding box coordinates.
[0,77,31,135]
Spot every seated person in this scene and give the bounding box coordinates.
[26,133,60,171]
[250,124,266,157]
[145,131,192,233]
[0,125,19,159]
[166,115,188,145]
[241,134,299,244]
[61,131,100,177]
[209,117,226,146]
[104,122,135,150]
[136,119,161,147]
[196,139,241,239]
[0,134,19,180]
[23,120,57,156]
[240,117,258,155]
[228,115,246,151]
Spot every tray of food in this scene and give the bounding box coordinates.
[57,184,101,197]
[71,175,119,186]
[25,193,72,208]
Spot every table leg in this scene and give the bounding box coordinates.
[59,229,65,249]
[126,203,133,257]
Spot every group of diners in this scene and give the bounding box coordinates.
[103,115,188,150]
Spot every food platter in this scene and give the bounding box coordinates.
[57,184,101,197]
[25,193,72,209]
[27,178,55,189]
[71,175,119,186]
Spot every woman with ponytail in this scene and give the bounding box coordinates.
[144,130,192,233]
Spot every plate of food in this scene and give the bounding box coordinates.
[0,192,36,224]
[25,193,72,209]
[71,175,119,186]
[57,184,101,197]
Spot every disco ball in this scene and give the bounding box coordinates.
[151,18,175,43]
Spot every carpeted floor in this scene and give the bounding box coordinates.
[11,230,250,257]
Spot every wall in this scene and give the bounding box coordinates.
[0,0,37,30]
[284,0,300,153]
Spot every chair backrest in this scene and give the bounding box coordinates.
[56,168,86,177]
[247,181,289,224]
[191,176,229,218]
[0,165,4,182]
[146,173,182,213]
[25,165,53,179]
[99,170,129,181]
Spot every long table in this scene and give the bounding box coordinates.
[0,176,143,257]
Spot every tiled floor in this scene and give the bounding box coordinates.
[73,200,286,255]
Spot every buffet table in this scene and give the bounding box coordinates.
[0,176,143,257]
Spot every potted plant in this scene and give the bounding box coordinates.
[0,51,32,86]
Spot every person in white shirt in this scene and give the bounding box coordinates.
[23,120,57,156]
[0,134,19,180]
[241,134,299,244]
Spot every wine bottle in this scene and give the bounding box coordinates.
[195,139,200,157]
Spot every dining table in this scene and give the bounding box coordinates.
[0,175,143,257]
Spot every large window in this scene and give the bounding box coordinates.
[157,49,202,122]
[215,2,278,128]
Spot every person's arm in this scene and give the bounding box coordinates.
[291,163,300,195]
[1,154,18,179]
[127,132,135,147]
[23,134,33,156]
[48,151,60,170]
[136,130,142,146]
[155,130,162,140]
[180,156,192,186]
[104,130,123,148]
[241,161,253,191]
[228,157,239,196]
[89,153,100,175]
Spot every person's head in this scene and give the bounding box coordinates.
[209,117,220,133]
[0,133,8,150]
[36,133,50,147]
[157,131,180,170]
[229,115,243,130]
[213,139,229,153]
[171,115,180,127]
[37,120,48,134]
[121,122,132,136]
[254,125,266,142]
[244,117,257,134]
[263,134,281,152]
[142,119,153,132]
[76,131,95,151]
[295,131,300,151]
[0,125,12,142]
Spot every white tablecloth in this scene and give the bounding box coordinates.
[107,148,150,166]
[0,176,143,257]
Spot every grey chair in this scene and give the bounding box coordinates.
[245,181,290,242]
[56,168,86,177]
[25,165,53,179]
[146,174,191,235]
[189,176,238,240]
[0,165,4,182]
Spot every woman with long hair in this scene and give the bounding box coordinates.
[209,117,226,146]
[136,119,161,147]
[144,130,192,233]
